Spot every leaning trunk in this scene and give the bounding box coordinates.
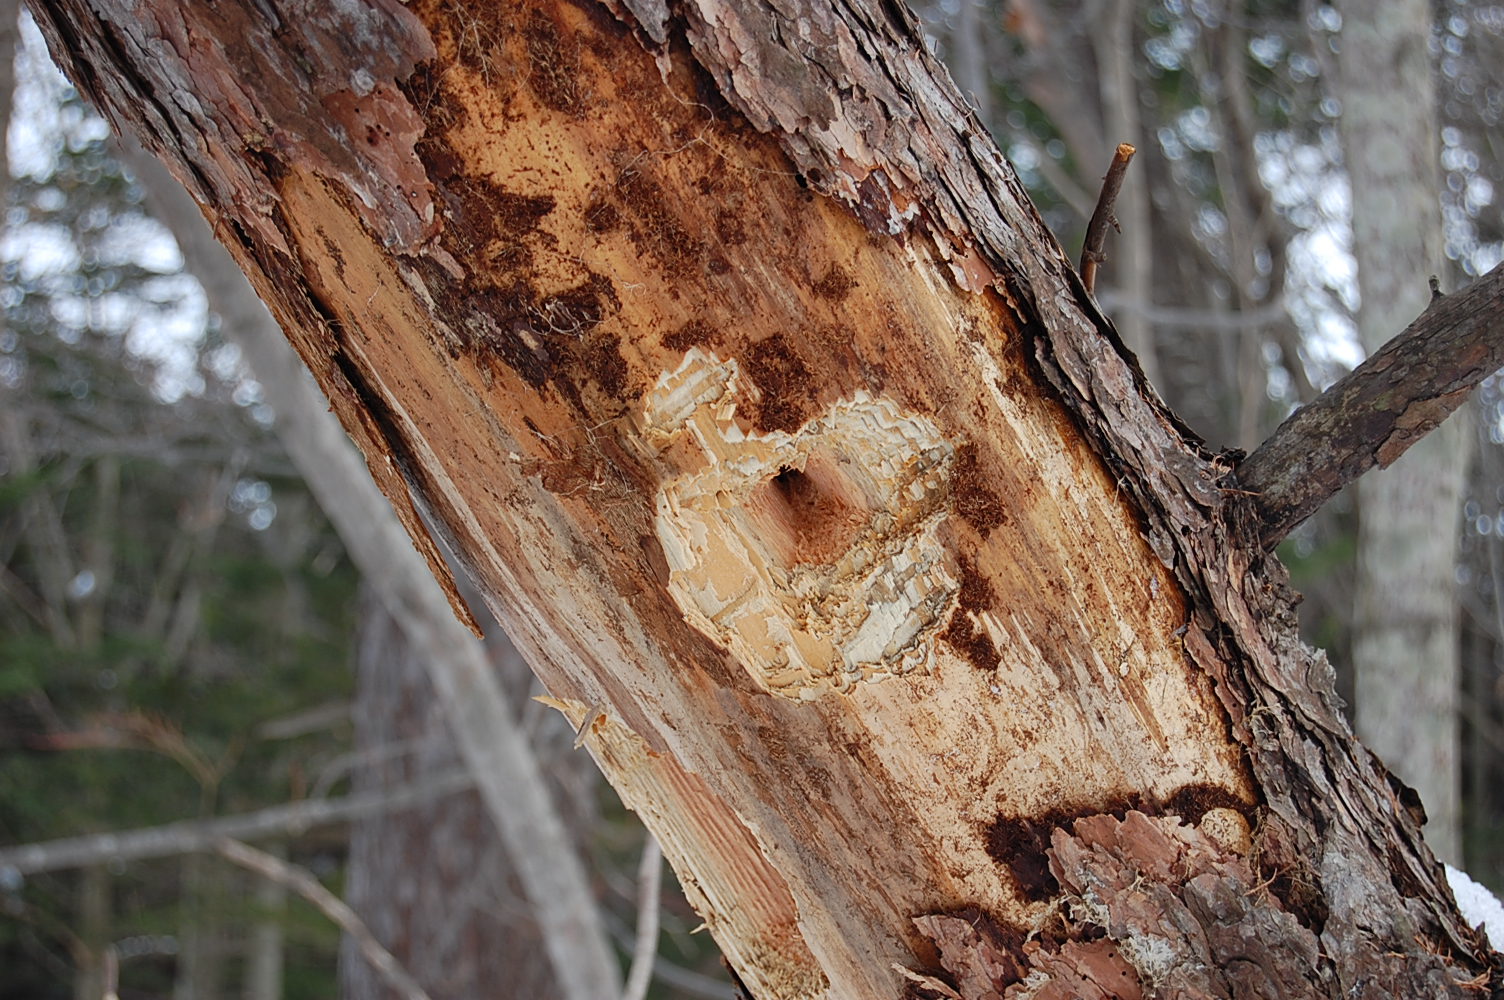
[31,1,1499,997]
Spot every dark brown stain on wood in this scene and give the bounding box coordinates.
[1159,781,1253,826]
[812,263,856,301]
[614,165,706,280]
[950,442,1008,537]
[663,320,715,354]
[579,330,630,399]
[583,192,621,233]
[742,332,817,434]
[985,812,1065,902]
[941,554,1000,671]
[985,782,1257,905]
[522,9,589,115]
[715,207,749,246]
[941,615,999,674]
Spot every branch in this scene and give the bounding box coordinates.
[1236,264,1504,549]
[103,946,119,1000]
[621,835,663,1000]
[1093,291,1288,330]
[215,838,433,1000]
[0,769,473,875]
[1079,142,1136,294]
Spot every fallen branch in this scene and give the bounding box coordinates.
[1079,142,1136,293]
[215,838,432,1000]
[1237,263,1504,548]
[0,769,472,875]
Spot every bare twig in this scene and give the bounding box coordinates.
[1237,263,1504,549]
[0,769,473,875]
[215,838,433,1000]
[622,834,664,1000]
[256,700,351,741]
[1079,142,1136,293]
[603,914,738,999]
[1093,291,1289,330]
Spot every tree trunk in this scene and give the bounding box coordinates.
[30,2,1499,997]
[342,584,600,1000]
[244,842,287,1000]
[71,864,108,1000]
[174,852,223,1000]
[1337,0,1468,865]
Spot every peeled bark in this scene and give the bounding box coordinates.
[29,1,1500,997]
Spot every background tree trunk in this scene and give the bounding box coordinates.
[244,842,286,1000]
[1337,0,1468,865]
[1093,0,1158,388]
[342,585,599,1000]
[29,1,1500,997]
[71,864,108,1000]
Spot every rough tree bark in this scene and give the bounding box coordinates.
[1239,265,1504,549]
[29,2,1502,998]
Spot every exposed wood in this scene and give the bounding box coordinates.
[1238,263,1504,549]
[28,1,1502,998]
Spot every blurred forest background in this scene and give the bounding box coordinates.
[1,1,1502,997]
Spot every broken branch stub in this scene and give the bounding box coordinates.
[1079,142,1137,294]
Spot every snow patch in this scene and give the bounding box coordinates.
[1447,865,1504,950]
